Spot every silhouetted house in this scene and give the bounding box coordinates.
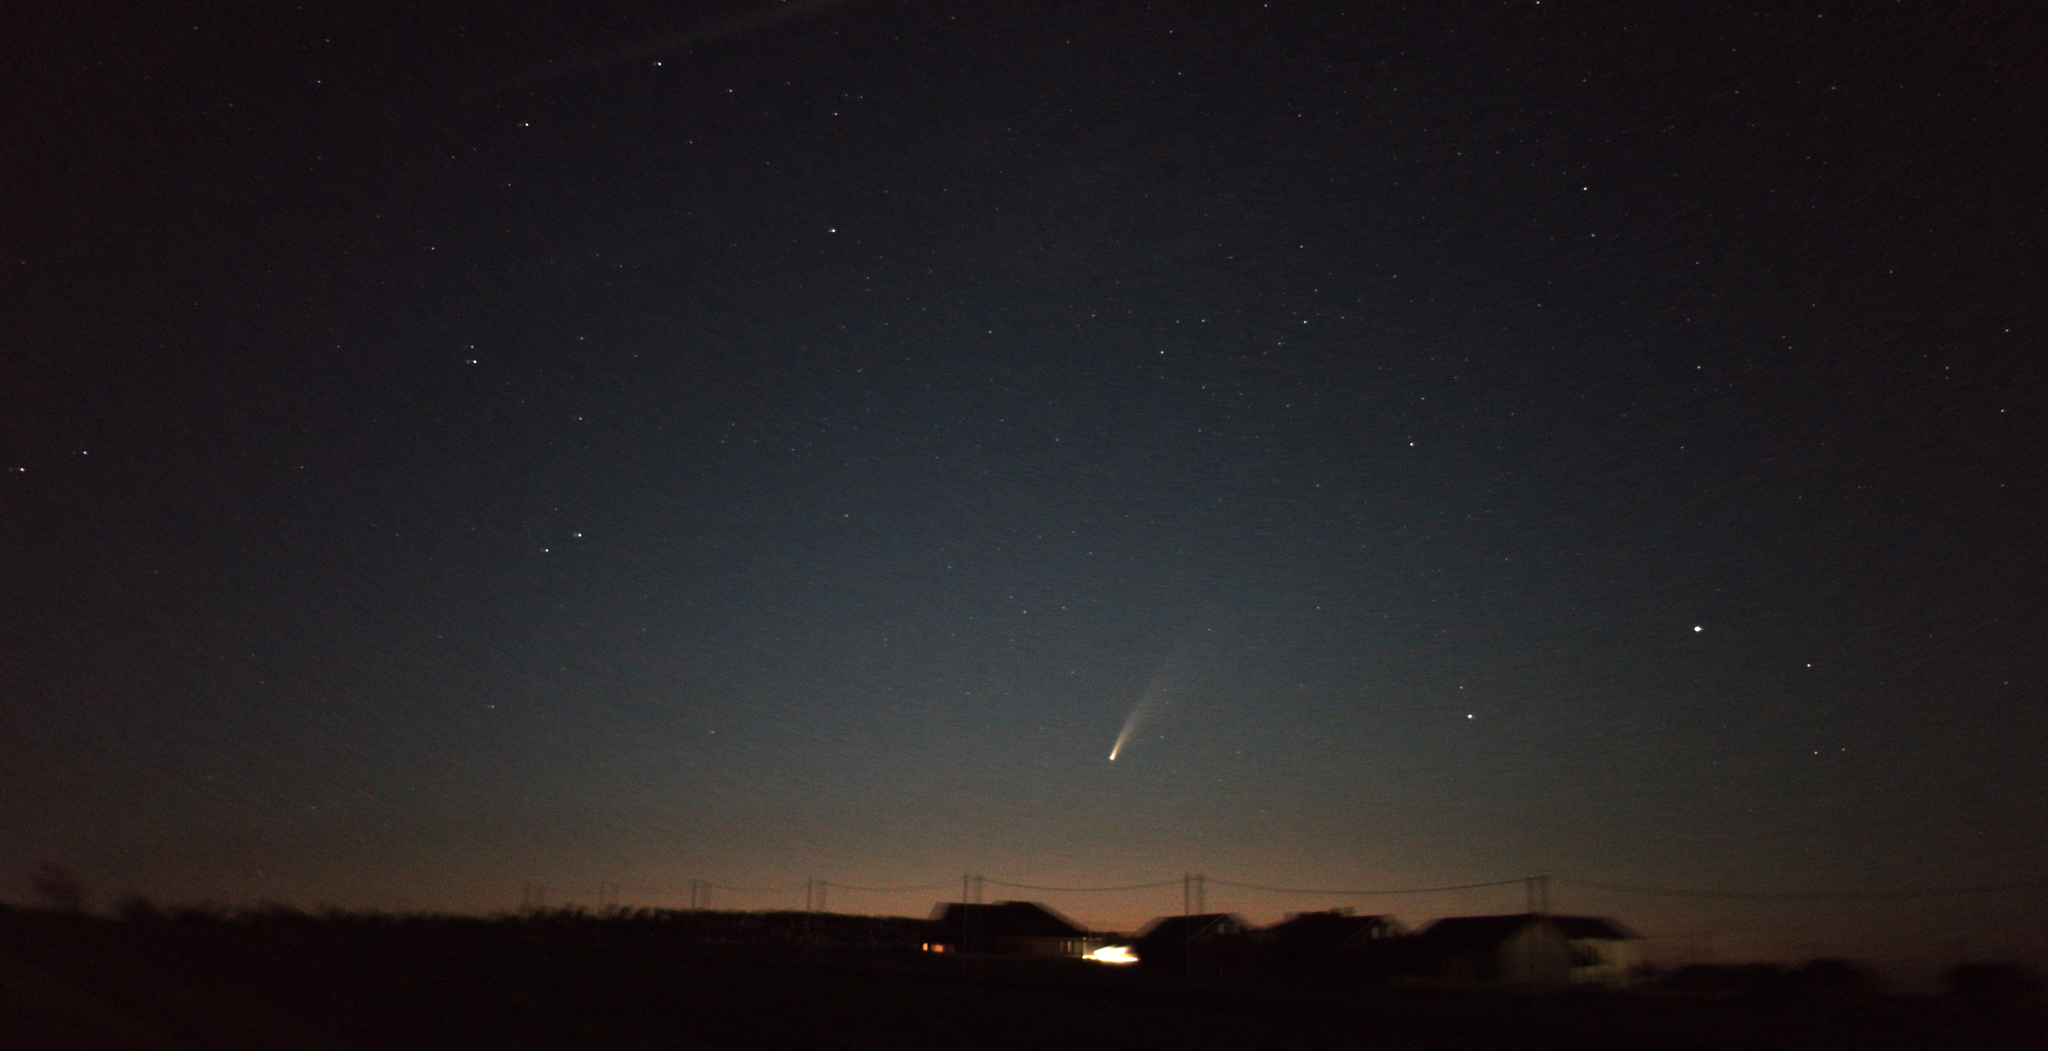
[1781,958,1887,1001]
[1409,913,1639,986]
[1554,915,1640,985]
[1132,912,1255,968]
[1946,962,2045,1017]
[925,901,1101,957]
[1655,962,1786,996]
[1656,959,1888,1002]
[1259,909,1408,974]
[1266,909,1406,950]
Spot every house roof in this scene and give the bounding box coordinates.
[1134,913,1250,944]
[1263,910,1404,951]
[1552,915,1637,941]
[928,901,1090,940]
[1414,913,1637,950]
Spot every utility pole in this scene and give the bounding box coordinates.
[1183,873,1209,981]
[960,873,985,952]
[1525,874,1551,915]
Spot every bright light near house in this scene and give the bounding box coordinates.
[1086,945,1138,965]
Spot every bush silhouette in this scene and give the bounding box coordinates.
[28,863,87,912]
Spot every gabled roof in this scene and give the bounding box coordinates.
[1551,915,1636,941]
[1411,914,1544,951]
[1413,913,1636,950]
[928,901,1090,940]
[1134,912,1250,944]
[1263,910,1405,951]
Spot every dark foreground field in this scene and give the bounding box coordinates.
[1,907,2039,1050]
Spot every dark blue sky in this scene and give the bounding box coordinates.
[5,1,2043,969]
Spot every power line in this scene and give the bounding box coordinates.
[694,881,809,895]
[1556,876,2048,902]
[819,880,953,894]
[586,872,2048,910]
[1210,877,1529,897]
[575,879,805,899]
[982,878,1183,893]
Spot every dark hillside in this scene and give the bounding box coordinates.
[0,907,2037,1050]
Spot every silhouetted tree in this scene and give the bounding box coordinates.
[29,863,87,911]
[1947,962,2045,1018]
[1783,957,1886,1000]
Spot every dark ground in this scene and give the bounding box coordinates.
[1,906,2039,1050]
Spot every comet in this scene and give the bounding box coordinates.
[1108,673,1170,760]
[1109,673,1167,761]
[1108,623,1211,761]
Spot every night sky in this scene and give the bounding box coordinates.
[7,1,2045,973]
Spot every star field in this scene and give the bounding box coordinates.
[3,0,2044,978]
